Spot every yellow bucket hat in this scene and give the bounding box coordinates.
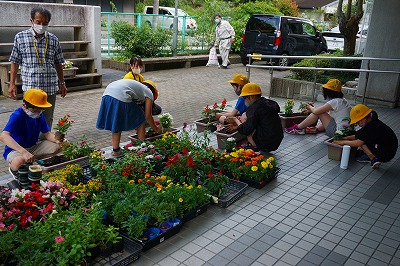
[23,88,52,108]
[350,104,373,124]
[240,83,262,97]
[323,79,342,92]
[142,80,159,101]
[228,74,249,86]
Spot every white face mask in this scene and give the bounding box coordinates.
[32,24,48,35]
[132,68,141,75]
[24,108,42,119]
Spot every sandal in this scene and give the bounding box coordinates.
[305,127,318,134]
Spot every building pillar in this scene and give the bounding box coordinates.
[357,0,400,107]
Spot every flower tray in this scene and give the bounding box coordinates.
[121,222,182,252]
[279,113,316,129]
[216,179,248,208]
[236,168,280,189]
[214,128,246,150]
[38,154,89,173]
[193,118,218,133]
[88,234,142,266]
[324,138,357,161]
[180,203,209,224]
[128,127,179,142]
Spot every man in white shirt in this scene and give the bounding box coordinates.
[214,14,235,69]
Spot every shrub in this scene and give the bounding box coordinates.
[289,51,362,84]
[111,21,172,58]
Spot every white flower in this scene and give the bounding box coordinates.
[145,155,154,159]
[148,144,155,149]
[141,142,147,147]
[227,137,236,142]
[335,130,344,135]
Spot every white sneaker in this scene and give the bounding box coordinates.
[9,167,19,179]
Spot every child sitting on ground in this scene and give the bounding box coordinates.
[333,104,398,169]
[285,79,351,137]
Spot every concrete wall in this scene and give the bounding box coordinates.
[357,0,400,107]
[0,1,102,73]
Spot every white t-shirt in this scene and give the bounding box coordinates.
[103,79,153,104]
[327,98,351,131]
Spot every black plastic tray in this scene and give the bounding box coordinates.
[121,222,182,252]
[237,168,280,189]
[217,179,248,208]
[180,203,209,224]
[89,234,142,266]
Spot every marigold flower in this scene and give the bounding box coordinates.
[251,166,258,171]
[129,180,135,184]
[178,198,183,202]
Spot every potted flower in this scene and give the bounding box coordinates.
[215,148,279,189]
[158,113,174,133]
[214,124,246,150]
[194,99,227,132]
[63,60,78,77]
[54,114,74,141]
[223,137,236,152]
[279,100,312,129]
[39,136,96,172]
[325,118,356,160]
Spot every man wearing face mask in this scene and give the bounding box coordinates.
[225,83,283,152]
[215,73,249,124]
[0,89,62,178]
[214,14,235,69]
[8,6,67,130]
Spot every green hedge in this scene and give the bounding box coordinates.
[289,51,362,84]
[111,21,172,58]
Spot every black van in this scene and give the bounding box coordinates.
[240,14,327,66]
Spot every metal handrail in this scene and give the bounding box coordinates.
[245,54,400,103]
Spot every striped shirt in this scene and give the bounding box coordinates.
[9,28,65,95]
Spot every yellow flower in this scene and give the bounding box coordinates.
[178,198,183,202]
[129,180,134,183]
[187,185,193,189]
[157,187,162,192]
[261,161,268,169]
[230,152,239,158]
[251,166,258,171]
[197,185,202,188]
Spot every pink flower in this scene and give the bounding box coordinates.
[55,236,65,243]
[67,216,73,223]
[7,223,15,231]
[154,155,162,160]
[150,148,156,154]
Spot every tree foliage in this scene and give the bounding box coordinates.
[337,0,363,55]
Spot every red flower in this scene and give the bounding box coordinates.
[208,171,213,178]
[186,156,195,168]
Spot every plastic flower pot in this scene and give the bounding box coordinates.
[145,227,160,240]
[158,221,173,233]
[168,217,181,227]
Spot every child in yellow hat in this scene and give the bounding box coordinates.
[225,82,283,152]
[0,89,62,178]
[285,79,351,137]
[333,104,398,169]
[216,73,249,124]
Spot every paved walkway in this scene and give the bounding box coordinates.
[0,64,400,266]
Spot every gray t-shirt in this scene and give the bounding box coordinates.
[103,79,153,104]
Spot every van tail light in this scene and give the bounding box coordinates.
[242,34,245,43]
[274,30,281,46]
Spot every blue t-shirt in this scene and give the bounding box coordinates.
[234,97,247,115]
[3,107,50,159]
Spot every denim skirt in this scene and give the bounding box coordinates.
[96,95,145,133]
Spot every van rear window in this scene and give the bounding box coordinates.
[247,16,279,33]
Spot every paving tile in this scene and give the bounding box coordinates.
[310,245,331,258]
[207,255,231,266]
[303,252,325,265]
[372,250,392,264]
[241,247,264,261]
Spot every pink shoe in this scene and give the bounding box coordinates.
[284,124,305,135]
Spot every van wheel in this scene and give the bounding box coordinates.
[278,53,289,67]
[241,57,249,66]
